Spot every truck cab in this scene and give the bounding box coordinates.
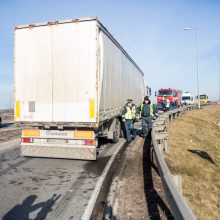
[157,88,182,110]
[182,92,194,105]
[196,94,209,104]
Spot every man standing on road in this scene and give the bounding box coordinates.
[165,98,170,111]
[122,99,137,142]
[140,96,152,138]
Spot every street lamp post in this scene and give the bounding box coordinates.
[219,58,220,102]
[212,57,220,102]
[184,26,200,109]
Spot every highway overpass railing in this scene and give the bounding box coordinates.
[0,113,14,122]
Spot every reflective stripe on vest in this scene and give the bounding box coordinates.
[125,106,136,119]
[166,99,170,107]
[150,103,154,117]
[140,103,143,116]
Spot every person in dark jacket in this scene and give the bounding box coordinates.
[139,96,152,137]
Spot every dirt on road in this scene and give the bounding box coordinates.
[112,136,173,220]
[165,104,220,220]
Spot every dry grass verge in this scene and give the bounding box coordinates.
[165,105,220,220]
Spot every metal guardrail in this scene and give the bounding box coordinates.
[0,113,14,121]
[151,105,198,220]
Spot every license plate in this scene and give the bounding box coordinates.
[47,139,68,144]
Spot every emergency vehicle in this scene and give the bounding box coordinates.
[157,88,182,107]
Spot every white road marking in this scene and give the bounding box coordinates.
[81,139,126,220]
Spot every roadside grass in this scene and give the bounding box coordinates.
[165,105,220,220]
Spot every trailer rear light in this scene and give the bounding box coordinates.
[22,129,40,137]
[84,140,96,145]
[74,130,94,139]
[22,137,33,143]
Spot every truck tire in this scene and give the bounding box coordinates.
[112,118,120,143]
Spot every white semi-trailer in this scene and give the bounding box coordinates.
[14,17,145,160]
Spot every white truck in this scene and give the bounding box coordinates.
[182,92,194,105]
[14,17,145,160]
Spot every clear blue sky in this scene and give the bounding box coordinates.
[1,0,220,108]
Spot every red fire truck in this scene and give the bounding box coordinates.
[157,88,182,109]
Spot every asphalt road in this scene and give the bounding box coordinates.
[0,137,123,220]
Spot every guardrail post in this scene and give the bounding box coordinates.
[173,175,182,194]
[155,132,169,153]
[169,113,173,122]
[164,137,169,152]
[158,143,164,153]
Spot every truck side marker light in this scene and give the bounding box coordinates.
[15,101,21,118]
[90,99,95,119]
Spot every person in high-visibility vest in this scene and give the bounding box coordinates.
[165,98,170,111]
[139,96,153,138]
[122,99,137,142]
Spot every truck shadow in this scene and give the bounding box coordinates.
[2,194,61,220]
[143,134,174,219]
[97,137,112,148]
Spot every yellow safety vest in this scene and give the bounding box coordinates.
[166,99,170,107]
[140,103,154,117]
[124,106,136,120]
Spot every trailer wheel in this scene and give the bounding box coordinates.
[112,118,120,143]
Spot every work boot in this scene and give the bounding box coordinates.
[140,133,146,138]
